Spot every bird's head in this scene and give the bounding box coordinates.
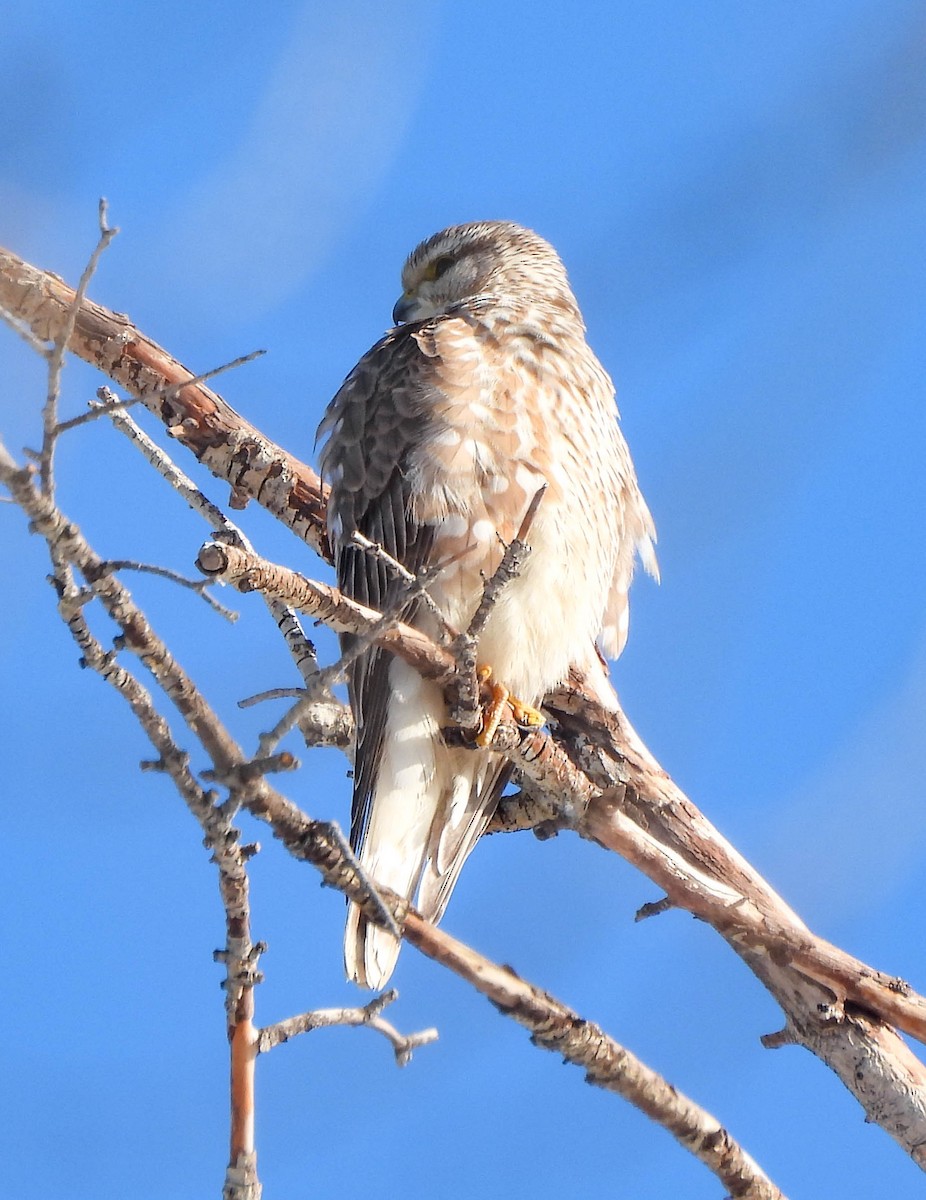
[392,221,582,325]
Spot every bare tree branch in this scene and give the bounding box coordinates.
[100,393,321,687]
[258,990,438,1068]
[234,779,786,1199]
[401,913,784,1200]
[0,242,330,554]
[100,558,239,620]
[5,242,926,1189]
[190,523,926,1163]
[1,433,785,1198]
[196,538,459,684]
[193,525,926,1044]
[40,199,119,498]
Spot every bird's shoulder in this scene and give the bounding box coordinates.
[316,305,504,464]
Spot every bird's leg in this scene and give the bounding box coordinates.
[475,664,544,748]
[475,664,506,748]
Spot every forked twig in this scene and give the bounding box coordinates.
[258,990,438,1067]
[41,199,118,498]
[449,484,547,732]
[468,483,546,642]
[101,559,238,621]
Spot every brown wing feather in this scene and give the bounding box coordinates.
[317,324,441,854]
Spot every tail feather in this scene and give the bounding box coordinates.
[418,754,510,923]
[344,662,442,988]
[345,906,402,991]
[344,683,511,986]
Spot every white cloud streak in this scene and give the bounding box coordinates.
[148,1,434,325]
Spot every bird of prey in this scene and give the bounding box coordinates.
[317,221,657,988]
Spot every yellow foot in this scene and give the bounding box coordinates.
[509,696,545,729]
[475,665,545,748]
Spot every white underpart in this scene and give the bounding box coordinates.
[344,658,444,989]
[475,502,609,703]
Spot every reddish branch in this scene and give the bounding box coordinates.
[0,244,329,556]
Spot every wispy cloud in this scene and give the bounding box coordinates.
[145,1,434,326]
[761,622,926,925]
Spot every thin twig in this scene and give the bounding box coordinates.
[41,198,118,497]
[314,606,410,689]
[449,485,547,732]
[101,559,238,621]
[0,303,51,355]
[468,484,546,642]
[239,687,307,708]
[102,392,242,535]
[257,990,438,1067]
[102,396,320,685]
[54,394,141,432]
[350,531,455,638]
[58,350,266,436]
[323,820,401,939]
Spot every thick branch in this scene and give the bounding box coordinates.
[402,913,782,1200]
[236,784,784,1199]
[193,535,926,1055]
[0,244,330,557]
[197,539,458,684]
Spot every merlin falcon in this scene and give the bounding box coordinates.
[317,221,657,988]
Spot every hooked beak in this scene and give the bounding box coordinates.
[392,292,419,324]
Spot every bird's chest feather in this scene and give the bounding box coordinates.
[403,316,616,645]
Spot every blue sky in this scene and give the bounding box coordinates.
[2,2,925,1196]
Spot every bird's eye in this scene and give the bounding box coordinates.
[432,254,453,279]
